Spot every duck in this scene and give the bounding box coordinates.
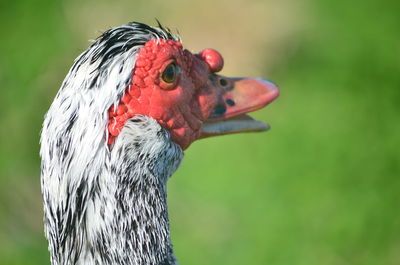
[40,21,279,265]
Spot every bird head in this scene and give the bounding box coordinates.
[44,22,278,157]
[106,25,279,150]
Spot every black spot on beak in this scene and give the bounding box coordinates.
[213,105,227,115]
[226,99,235,106]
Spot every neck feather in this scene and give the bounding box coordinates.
[41,116,183,265]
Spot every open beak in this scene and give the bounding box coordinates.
[200,75,279,138]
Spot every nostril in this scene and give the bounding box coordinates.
[219,78,228,87]
[213,105,227,115]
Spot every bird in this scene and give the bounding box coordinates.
[40,21,279,265]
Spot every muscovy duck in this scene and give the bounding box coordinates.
[40,22,279,265]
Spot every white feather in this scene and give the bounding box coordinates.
[40,22,181,265]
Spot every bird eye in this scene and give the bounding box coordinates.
[161,62,178,84]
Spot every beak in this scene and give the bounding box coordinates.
[200,75,279,138]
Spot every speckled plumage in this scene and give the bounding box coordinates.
[40,22,182,265]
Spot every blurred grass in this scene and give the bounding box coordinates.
[0,0,399,265]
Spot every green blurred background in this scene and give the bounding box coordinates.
[1,0,399,264]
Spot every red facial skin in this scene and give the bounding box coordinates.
[108,39,223,149]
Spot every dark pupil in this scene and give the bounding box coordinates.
[162,63,176,83]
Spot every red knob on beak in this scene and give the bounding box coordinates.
[198,48,224,73]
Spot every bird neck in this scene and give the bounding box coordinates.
[42,116,183,265]
[86,117,183,265]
